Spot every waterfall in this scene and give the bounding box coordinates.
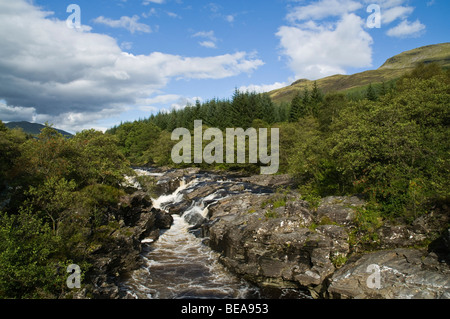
[119,170,259,299]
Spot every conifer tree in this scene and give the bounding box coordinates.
[366,83,378,101]
[310,81,323,118]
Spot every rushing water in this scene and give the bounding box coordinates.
[119,173,260,299]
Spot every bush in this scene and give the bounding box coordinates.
[0,208,67,298]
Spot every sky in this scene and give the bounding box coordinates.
[0,0,449,133]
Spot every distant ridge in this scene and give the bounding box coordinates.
[4,121,73,137]
[269,42,450,104]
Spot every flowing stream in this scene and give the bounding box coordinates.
[119,171,261,299]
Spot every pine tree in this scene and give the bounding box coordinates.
[310,82,323,118]
[379,81,388,96]
[260,93,276,124]
[289,91,303,122]
[366,83,378,101]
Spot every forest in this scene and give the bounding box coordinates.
[108,63,449,219]
[0,63,448,298]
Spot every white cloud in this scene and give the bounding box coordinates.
[166,12,180,19]
[239,82,289,94]
[143,0,164,5]
[277,13,373,80]
[193,30,218,49]
[225,15,235,23]
[193,31,217,41]
[382,5,414,24]
[386,19,426,38]
[199,41,217,49]
[0,0,264,130]
[287,0,363,22]
[93,15,152,34]
[120,41,133,50]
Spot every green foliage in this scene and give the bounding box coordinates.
[0,124,131,298]
[0,208,66,298]
[0,125,27,191]
[71,129,131,186]
[366,83,378,101]
[328,66,449,217]
[26,177,77,233]
[264,209,279,220]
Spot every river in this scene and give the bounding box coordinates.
[119,171,261,299]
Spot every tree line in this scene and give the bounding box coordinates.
[108,62,449,221]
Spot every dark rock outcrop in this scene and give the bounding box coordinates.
[205,193,351,296]
[200,187,450,299]
[82,191,173,299]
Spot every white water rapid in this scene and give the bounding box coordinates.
[119,172,259,299]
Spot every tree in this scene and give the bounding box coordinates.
[0,124,27,191]
[366,83,378,101]
[0,208,65,298]
[71,130,130,186]
[310,82,323,117]
[318,92,347,131]
[26,176,77,233]
[289,91,303,122]
[329,69,450,217]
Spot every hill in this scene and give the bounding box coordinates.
[4,121,73,137]
[269,42,450,104]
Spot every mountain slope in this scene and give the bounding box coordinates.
[269,42,450,104]
[5,121,73,137]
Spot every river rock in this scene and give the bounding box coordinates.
[184,208,207,228]
[317,196,365,225]
[153,168,201,195]
[328,248,450,299]
[206,193,351,293]
[239,174,294,188]
[83,191,174,299]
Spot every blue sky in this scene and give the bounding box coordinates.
[0,0,448,133]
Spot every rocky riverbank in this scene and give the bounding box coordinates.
[69,191,173,299]
[79,167,449,299]
[144,168,450,299]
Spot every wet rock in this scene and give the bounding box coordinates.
[83,191,174,299]
[184,209,207,228]
[155,209,174,229]
[377,224,427,249]
[429,228,450,264]
[328,248,450,299]
[205,193,350,293]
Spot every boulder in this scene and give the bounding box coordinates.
[183,209,207,228]
[317,196,365,225]
[328,248,450,299]
[205,193,351,293]
[239,174,294,188]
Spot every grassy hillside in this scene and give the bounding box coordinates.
[270,42,450,104]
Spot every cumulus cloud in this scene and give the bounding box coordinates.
[0,0,263,131]
[277,11,373,80]
[277,0,425,80]
[362,0,426,37]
